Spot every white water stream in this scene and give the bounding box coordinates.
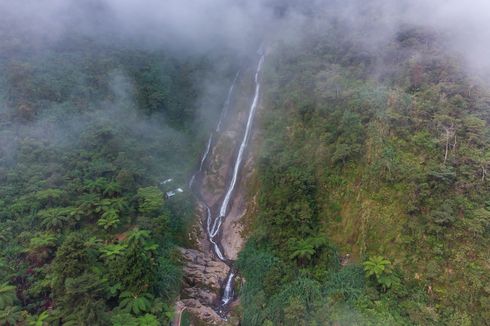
[188,51,265,313]
[215,54,264,307]
[211,55,265,239]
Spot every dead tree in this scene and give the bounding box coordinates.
[442,123,456,165]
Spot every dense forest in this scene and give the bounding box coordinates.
[0,34,238,325]
[237,17,490,326]
[1,1,490,325]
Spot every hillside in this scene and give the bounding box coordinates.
[237,18,490,326]
[1,1,490,326]
[0,36,239,325]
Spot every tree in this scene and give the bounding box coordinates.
[112,229,158,293]
[34,189,65,208]
[0,305,21,326]
[0,283,16,309]
[56,272,109,326]
[290,240,316,263]
[51,234,91,296]
[434,113,460,165]
[118,291,153,316]
[38,207,75,230]
[363,256,399,290]
[97,208,120,230]
[26,232,58,264]
[136,314,159,326]
[430,200,456,226]
[99,243,127,259]
[137,187,164,216]
[111,312,159,326]
[85,178,110,195]
[363,256,391,279]
[289,236,327,266]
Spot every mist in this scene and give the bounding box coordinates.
[2,0,490,57]
[327,0,490,74]
[0,0,277,54]
[1,1,490,324]
[2,0,490,160]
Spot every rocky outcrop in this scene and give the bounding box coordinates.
[178,61,261,325]
[179,248,230,305]
[179,299,224,325]
[178,248,230,325]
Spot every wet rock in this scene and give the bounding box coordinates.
[180,299,225,325]
[179,248,230,306]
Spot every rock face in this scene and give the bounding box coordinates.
[179,299,224,325]
[179,248,230,306]
[178,248,230,324]
[177,62,260,325]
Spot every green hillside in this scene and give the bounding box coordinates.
[238,19,490,326]
[0,37,237,325]
[1,2,490,326]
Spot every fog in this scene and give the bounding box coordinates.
[333,0,490,73]
[2,0,490,67]
[1,0,490,323]
[0,0,276,53]
[2,0,490,170]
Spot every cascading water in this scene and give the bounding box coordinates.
[214,52,264,311]
[188,49,265,316]
[221,271,235,306]
[213,54,264,234]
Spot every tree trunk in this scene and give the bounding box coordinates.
[444,128,450,164]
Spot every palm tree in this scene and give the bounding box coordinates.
[38,207,74,230]
[28,233,57,251]
[290,239,316,265]
[86,178,121,197]
[85,178,109,194]
[118,291,153,316]
[102,181,121,197]
[363,255,391,279]
[97,208,120,230]
[363,255,398,290]
[289,236,327,266]
[34,189,64,208]
[99,244,127,259]
[74,193,100,221]
[127,229,151,247]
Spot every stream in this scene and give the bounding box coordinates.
[189,49,265,317]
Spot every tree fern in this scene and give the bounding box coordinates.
[0,283,16,309]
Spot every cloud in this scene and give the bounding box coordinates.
[0,0,276,53]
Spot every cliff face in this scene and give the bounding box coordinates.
[177,59,262,324]
[179,247,229,324]
[236,22,490,325]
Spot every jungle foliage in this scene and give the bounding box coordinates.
[238,17,490,326]
[0,35,235,325]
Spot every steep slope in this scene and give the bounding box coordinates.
[179,51,265,324]
[0,37,238,325]
[237,19,490,326]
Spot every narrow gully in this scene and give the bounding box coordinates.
[188,49,265,317]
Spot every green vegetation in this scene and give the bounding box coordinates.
[2,4,490,326]
[0,36,236,324]
[238,19,490,325]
